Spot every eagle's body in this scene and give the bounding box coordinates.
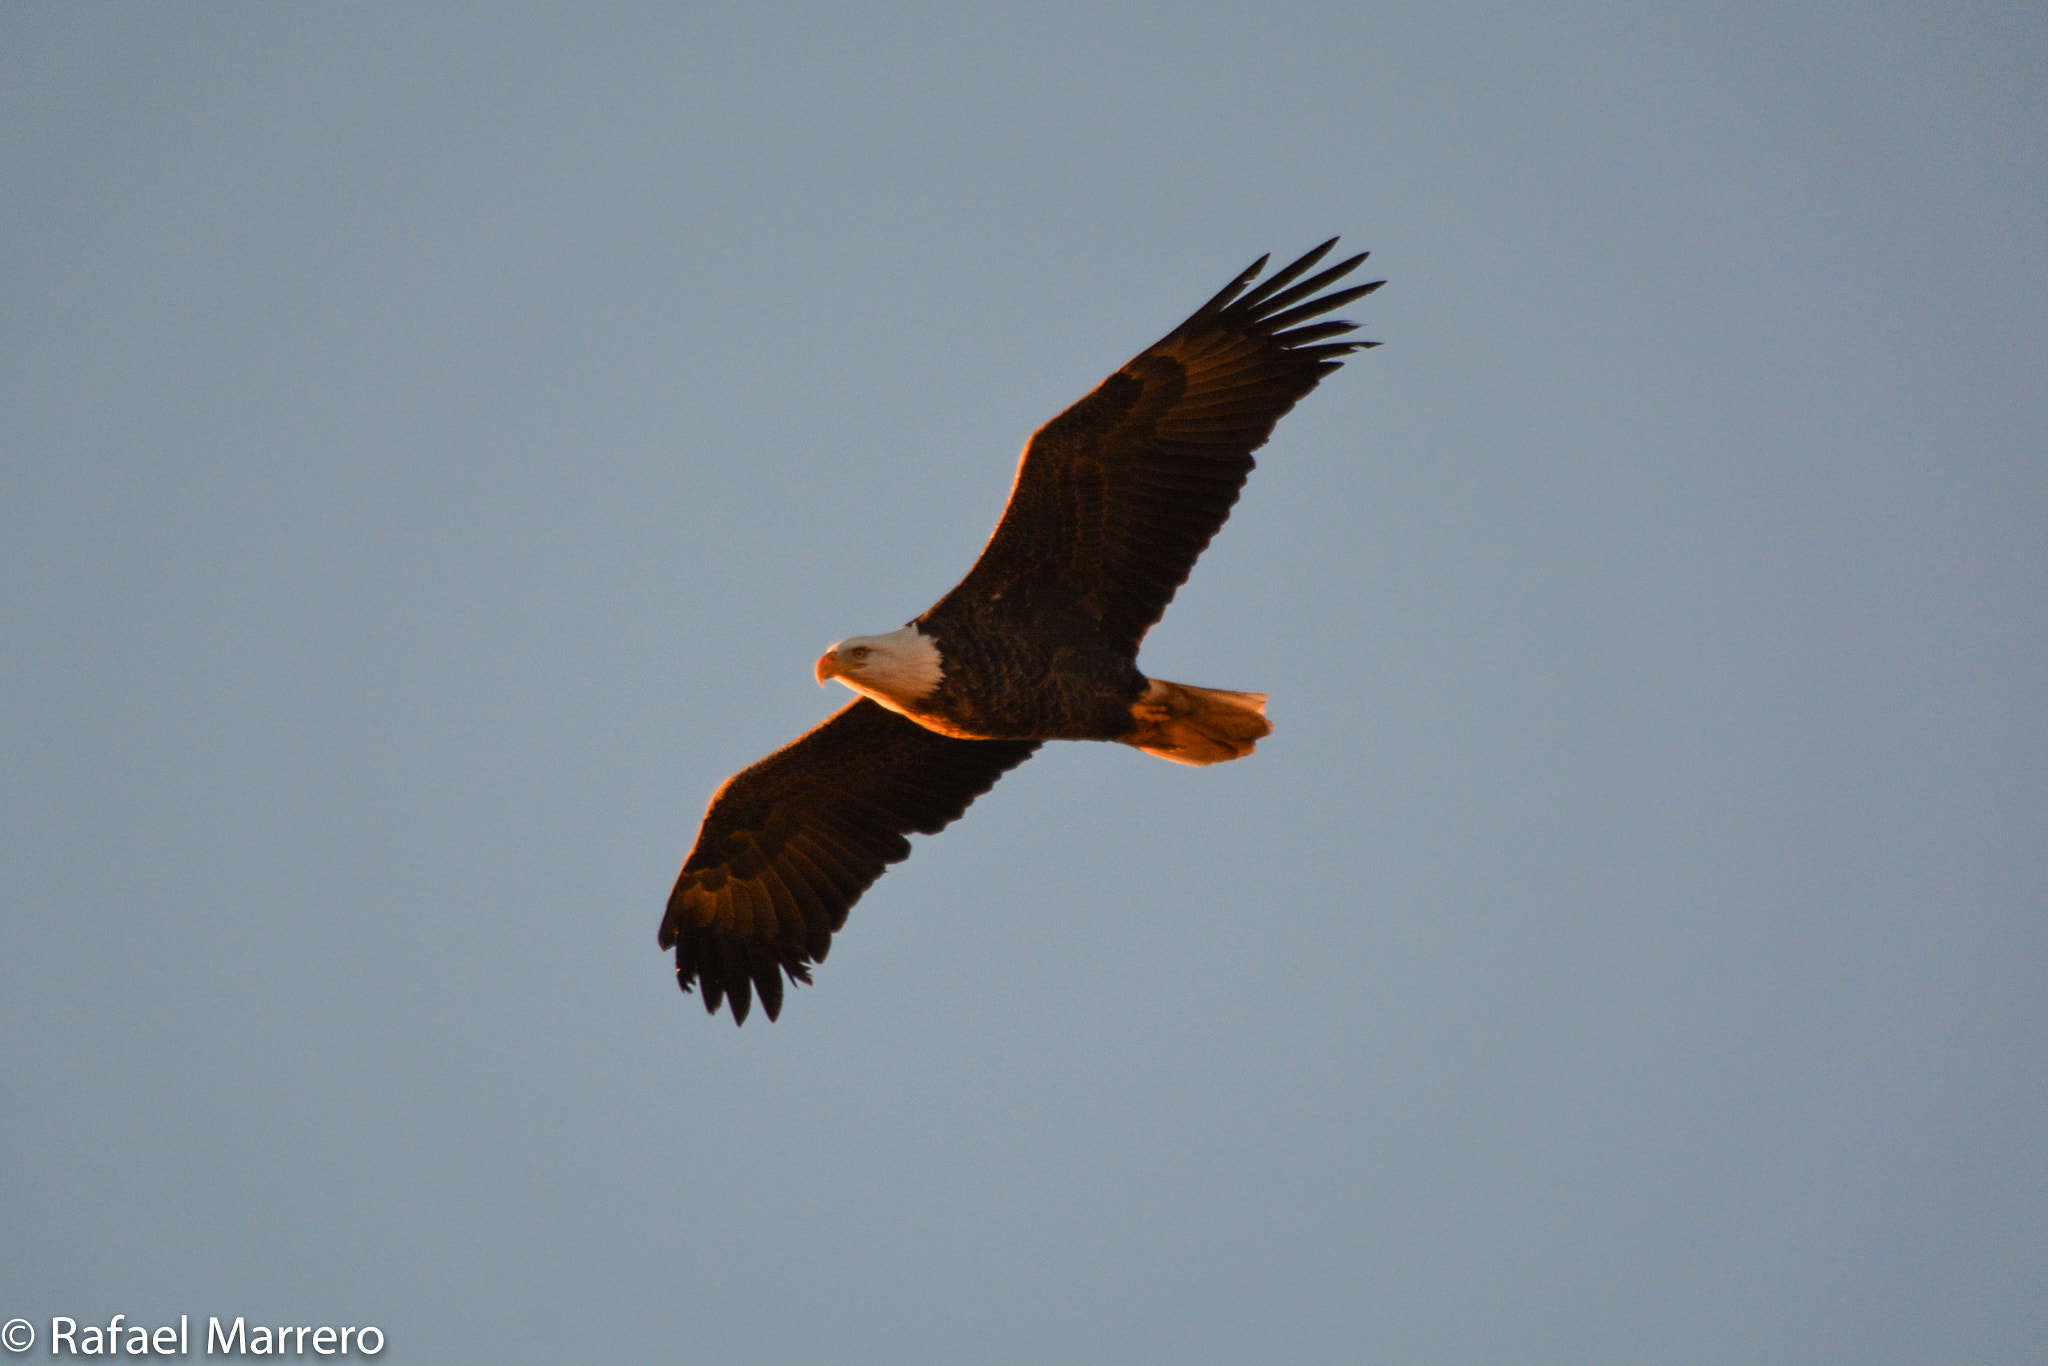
[664,241,1382,1022]
[833,623,1146,743]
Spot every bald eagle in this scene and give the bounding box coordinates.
[664,240,1382,1022]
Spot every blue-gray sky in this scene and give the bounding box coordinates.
[4,4,2043,1362]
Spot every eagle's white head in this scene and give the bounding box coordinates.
[815,624,944,709]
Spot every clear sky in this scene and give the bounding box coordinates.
[4,4,2043,1362]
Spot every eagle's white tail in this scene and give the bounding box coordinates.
[1125,679,1271,766]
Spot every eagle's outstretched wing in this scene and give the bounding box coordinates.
[923,240,1381,652]
[662,698,1038,1023]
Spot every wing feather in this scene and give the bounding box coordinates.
[924,242,1383,650]
[1232,239,1337,308]
[662,698,1039,1023]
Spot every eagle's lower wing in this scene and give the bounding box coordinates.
[662,698,1039,1024]
[924,240,1382,652]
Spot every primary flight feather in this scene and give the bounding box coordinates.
[663,240,1382,1023]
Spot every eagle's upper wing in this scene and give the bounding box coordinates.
[662,698,1039,1024]
[922,240,1381,653]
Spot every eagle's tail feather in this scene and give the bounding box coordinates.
[1125,679,1271,766]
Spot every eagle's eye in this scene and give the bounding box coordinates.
[850,646,871,661]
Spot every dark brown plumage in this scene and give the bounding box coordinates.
[663,699,1036,1025]
[925,239,1379,657]
[663,241,1381,1022]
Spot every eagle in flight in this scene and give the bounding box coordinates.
[664,240,1382,1022]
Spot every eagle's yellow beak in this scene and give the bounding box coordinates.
[814,650,840,686]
